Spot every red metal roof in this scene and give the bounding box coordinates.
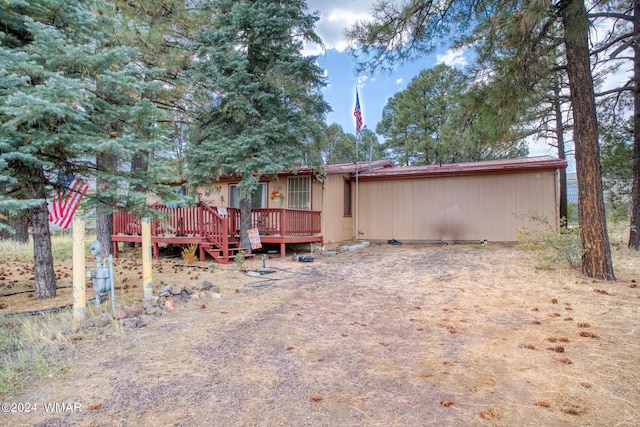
[322,159,395,174]
[354,156,567,180]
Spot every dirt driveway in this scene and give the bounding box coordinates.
[2,242,640,426]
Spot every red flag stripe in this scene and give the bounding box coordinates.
[49,179,89,229]
[354,89,363,135]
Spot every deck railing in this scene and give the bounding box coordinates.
[250,208,321,235]
[112,204,321,238]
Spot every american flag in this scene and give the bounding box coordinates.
[354,89,363,135]
[48,178,89,229]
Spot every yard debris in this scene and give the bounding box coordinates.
[388,239,402,245]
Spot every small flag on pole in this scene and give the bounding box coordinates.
[354,88,363,135]
[49,178,89,229]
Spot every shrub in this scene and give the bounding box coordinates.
[517,214,582,269]
[181,244,198,264]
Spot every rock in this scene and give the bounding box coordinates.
[159,284,173,297]
[170,285,182,295]
[142,297,159,310]
[81,313,111,328]
[139,315,156,325]
[164,297,175,311]
[348,244,366,251]
[183,286,193,295]
[209,292,221,299]
[201,281,219,293]
[120,318,139,328]
[145,306,162,316]
[125,303,144,317]
[113,308,128,320]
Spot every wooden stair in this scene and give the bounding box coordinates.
[201,241,238,264]
[201,240,255,264]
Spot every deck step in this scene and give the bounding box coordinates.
[201,241,254,264]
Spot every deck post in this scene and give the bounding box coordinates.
[72,219,86,322]
[222,216,229,260]
[142,218,153,299]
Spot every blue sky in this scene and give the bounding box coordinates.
[304,0,559,159]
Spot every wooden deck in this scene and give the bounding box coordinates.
[111,203,322,264]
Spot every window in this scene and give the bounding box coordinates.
[344,179,352,217]
[287,176,311,210]
[229,183,267,208]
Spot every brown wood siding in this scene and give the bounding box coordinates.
[321,173,354,245]
[356,171,558,242]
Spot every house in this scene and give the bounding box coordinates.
[111,155,566,262]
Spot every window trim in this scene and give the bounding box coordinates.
[229,182,267,208]
[286,176,311,210]
[344,178,352,217]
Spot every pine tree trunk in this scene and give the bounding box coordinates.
[630,0,640,249]
[0,214,29,242]
[31,200,57,299]
[239,197,253,256]
[96,154,117,256]
[96,211,113,258]
[560,0,615,280]
[11,215,29,243]
[553,79,568,225]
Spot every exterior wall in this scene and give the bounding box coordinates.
[198,182,231,207]
[196,175,322,211]
[321,173,354,246]
[355,170,559,242]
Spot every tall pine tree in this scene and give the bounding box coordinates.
[187,0,329,254]
[0,0,177,298]
[346,0,615,280]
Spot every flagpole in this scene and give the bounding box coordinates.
[353,88,363,242]
[355,135,359,242]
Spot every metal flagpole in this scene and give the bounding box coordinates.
[353,87,363,241]
[355,135,359,242]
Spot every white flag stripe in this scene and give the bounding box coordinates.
[49,179,89,229]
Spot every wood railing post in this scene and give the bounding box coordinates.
[222,216,229,260]
[281,209,288,236]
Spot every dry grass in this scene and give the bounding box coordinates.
[181,243,199,264]
[0,229,638,426]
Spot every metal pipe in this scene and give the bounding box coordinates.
[108,255,116,313]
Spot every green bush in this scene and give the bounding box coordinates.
[517,213,582,270]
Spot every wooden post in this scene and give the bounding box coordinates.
[142,218,153,299]
[72,219,86,322]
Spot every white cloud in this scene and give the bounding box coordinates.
[396,78,403,84]
[356,75,369,87]
[436,48,468,68]
[304,0,374,54]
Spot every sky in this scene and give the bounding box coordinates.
[303,0,574,161]
[305,0,466,142]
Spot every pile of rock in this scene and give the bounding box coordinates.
[82,281,221,329]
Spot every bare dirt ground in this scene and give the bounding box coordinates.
[1,240,639,427]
